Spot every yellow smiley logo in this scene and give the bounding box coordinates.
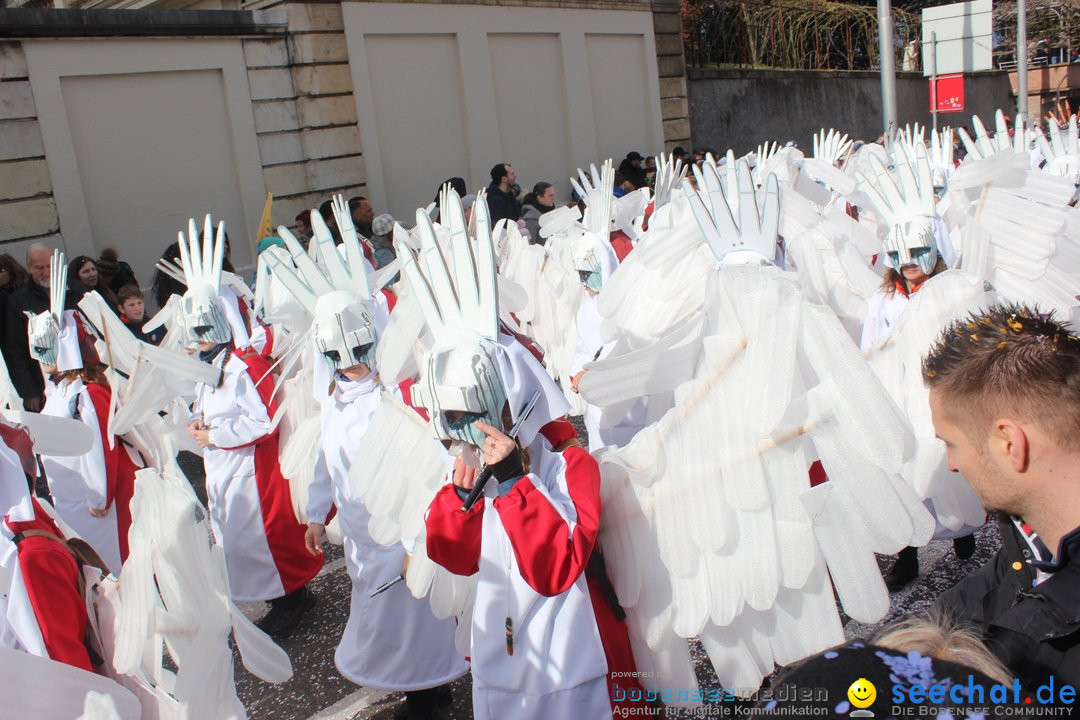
[848,678,876,709]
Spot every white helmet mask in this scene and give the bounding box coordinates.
[265,194,382,375]
[25,249,67,367]
[400,188,507,450]
[178,216,232,346]
[881,215,939,276]
[412,333,508,448]
[856,140,941,277]
[313,290,377,372]
[573,243,603,293]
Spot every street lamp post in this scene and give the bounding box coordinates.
[1017,0,1028,120]
[878,0,898,139]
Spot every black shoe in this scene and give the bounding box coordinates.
[401,687,441,720]
[884,546,919,593]
[258,587,317,635]
[953,534,976,560]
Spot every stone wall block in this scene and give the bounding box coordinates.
[243,38,290,68]
[654,33,683,57]
[0,196,58,242]
[262,162,311,197]
[291,64,352,96]
[296,94,357,128]
[253,100,300,134]
[289,33,349,65]
[652,10,681,34]
[657,54,684,78]
[0,119,44,161]
[248,67,295,101]
[658,75,687,99]
[0,80,36,121]
[663,117,690,141]
[286,3,345,32]
[0,42,27,80]
[308,155,365,190]
[300,125,362,160]
[258,131,305,166]
[661,96,688,120]
[0,159,51,201]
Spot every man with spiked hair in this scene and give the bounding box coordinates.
[924,303,1080,687]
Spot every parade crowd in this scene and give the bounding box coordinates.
[1,111,1079,720]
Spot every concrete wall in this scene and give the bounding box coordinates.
[688,68,1013,155]
[1,1,687,289]
[341,2,665,219]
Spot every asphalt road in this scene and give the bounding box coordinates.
[174,450,1004,720]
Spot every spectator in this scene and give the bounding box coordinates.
[95,248,138,295]
[294,210,314,243]
[617,151,648,189]
[150,243,184,311]
[368,214,396,271]
[430,177,468,222]
[318,200,343,245]
[924,303,1080,688]
[116,285,164,345]
[486,163,521,224]
[3,243,52,410]
[672,146,689,165]
[0,254,30,295]
[68,255,118,311]
[348,196,375,239]
[644,156,657,187]
[520,182,556,245]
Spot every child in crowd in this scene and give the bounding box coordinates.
[117,285,164,345]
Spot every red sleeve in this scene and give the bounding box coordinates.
[84,382,119,509]
[18,537,93,672]
[493,445,601,597]
[425,484,484,576]
[381,288,398,314]
[539,418,577,449]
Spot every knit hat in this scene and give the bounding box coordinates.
[96,248,121,277]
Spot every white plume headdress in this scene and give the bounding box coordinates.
[177,215,236,347]
[26,250,82,371]
[401,189,567,449]
[266,195,381,373]
[855,141,941,275]
[682,158,780,266]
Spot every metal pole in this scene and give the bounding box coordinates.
[878,0,898,140]
[1017,0,1028,121]
[931,31,939,135]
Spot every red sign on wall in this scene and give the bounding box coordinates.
[932,73,965,113]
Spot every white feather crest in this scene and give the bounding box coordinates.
[401,188,498,342]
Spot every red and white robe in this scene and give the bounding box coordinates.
[2,497,93,672]
[426,419,644,720]
[40,378,137,574]
[194,349,323,601]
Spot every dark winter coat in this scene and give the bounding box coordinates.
[935,515,1080,689]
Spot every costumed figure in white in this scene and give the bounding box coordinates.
[265,199,468,719]
[403,190,646,720]
[584,159,934,698]
[179,216,323,632]
[31,250,138,575]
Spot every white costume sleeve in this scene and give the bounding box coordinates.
[77,389,109,510]
[207,368,272,449]
[306,451,334,525]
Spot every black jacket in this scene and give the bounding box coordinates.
[486,184,520,224]
[618,158,648,189]
[2,282,49,402]
[936,515,1080,688]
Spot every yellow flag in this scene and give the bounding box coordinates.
[255,192,274,244]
